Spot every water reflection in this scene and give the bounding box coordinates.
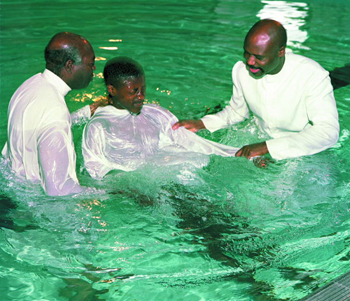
[257,0,350,89]
[257,0,309,50]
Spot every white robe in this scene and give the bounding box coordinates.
[201,52,339,160]
[2,69,90,196]
[82,104,239,179]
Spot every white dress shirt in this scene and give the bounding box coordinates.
[2,69,89,196]
[82,104,239,179]
[201,52,339,160]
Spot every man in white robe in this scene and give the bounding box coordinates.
[2,32,97,196]
[172,19,339,161]
[82,57,239,179]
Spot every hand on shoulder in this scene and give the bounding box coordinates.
[89,96,110,116]
[172,119,206,132]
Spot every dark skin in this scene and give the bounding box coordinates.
[45,32,100,115]
[172,19,286,160]
[107,76,146,115]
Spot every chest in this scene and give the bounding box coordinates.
[106,115,161,154]
[241,74,308,127]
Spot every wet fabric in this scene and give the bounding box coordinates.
[201,52,339,160]
[82,104,239,179]
[2,69,87,196]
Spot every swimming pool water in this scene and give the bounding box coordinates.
[0,1,349,300]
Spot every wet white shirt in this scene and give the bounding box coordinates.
[82,104,239,179]
[201,52,339,160]
[2,69,90,196]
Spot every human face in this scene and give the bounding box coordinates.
[243,34,285,78]
[70,43,96,89]
[108,76,146,114]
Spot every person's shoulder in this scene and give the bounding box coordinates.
[94,105,111,115]
[284,52,329,87]
[232,60,245,72]
[143,103,169,114]
[88,105,115,124]
[232,60,248,77]
[231,60,248,83]
[30,72,64,102]
[286,52,325,71]
[22,72,42,84]
[15,72,46,95]
[85,111,105,132]
[142,104,176,121]
[25,73,67,114]
[143,103,161,109]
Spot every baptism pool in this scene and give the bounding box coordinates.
[0,0,350,300]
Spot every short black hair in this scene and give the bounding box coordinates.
[103,57,144,87]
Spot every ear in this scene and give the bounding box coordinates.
[107,84,117,96]
[64,59,75,74]
[278,46,286,57]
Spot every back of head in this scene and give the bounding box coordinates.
[246,19,287,49]
[103,56,144,87]
[44,32,91,75]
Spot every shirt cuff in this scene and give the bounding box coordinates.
[201,115,227,133]
[266,137,290,160]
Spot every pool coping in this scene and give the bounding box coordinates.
[300,270,350,301]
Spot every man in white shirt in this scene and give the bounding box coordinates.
[82,57,239,179]
[2,32,97,196]
[172,19,339,161]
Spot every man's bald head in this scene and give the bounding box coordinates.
[245,19,287,51]
[243,19,287,77]
[44,32,95,89]
[44,32,92,75]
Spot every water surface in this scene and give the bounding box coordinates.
[0,1,349,300]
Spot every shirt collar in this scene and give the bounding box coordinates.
[43,69,72,97]
[96,105,145,118]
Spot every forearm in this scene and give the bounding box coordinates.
[201,97,248,133]
[266,122,339,160]
[173,127,239,157]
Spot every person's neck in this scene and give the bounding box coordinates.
[109,98,141,116]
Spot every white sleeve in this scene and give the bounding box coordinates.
[266,71,339,160]
[172,127,239,157]
[37,122,84,196]
[158,107,239,156]
[71,105,91,126]
[201,63,249,132]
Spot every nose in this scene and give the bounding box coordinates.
[246,54,255,66]
[137,90,145,100]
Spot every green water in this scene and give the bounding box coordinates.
[0,1,350,300]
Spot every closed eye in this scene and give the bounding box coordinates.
[244,49,265,61]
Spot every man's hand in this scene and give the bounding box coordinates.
[252,156,274,168]
[235,142,269,159]
[89,96,109,116]
[172,119,206,132]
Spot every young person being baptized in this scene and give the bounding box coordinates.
[82,57,239,179]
